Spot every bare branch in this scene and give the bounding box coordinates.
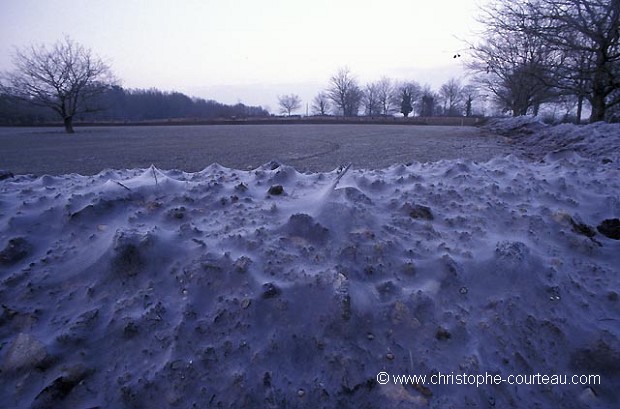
[1,36,117,132]
[311,92,330,116]
[326,67,362,117]
[277,94,302,116]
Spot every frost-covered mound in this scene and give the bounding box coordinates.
[486,117,620,162]
[484,115,549,136]
[1,154,619,408]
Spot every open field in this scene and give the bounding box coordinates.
[0,124,511,175]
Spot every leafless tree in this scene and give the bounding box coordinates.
[528,0,620,121]
[277,94,302,116]
[558,51,594,123]
[311,92,330,115]
[467,1,559,116]
[471,0,619,122]
[362,82,382,116]
[326,67,362,116]
[0,37,116,133]
[376,77,397,115]
[439,78,465,116]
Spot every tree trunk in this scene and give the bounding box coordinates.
[64,116,75,134]
[590,53,607,123]
[576,96,583,125]
[589,93,606,122]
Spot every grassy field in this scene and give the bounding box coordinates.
[0,124,510,175]
[17,115,485,127]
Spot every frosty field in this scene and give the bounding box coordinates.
[0,124,510,175]
[0,119,619,408]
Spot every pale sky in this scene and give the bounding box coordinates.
[0,0,484,113]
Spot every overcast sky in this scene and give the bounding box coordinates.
[0,0,484,112]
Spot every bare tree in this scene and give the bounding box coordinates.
[326,67,362,116]
[527,0,620,121]
[362,82,382,116]
[471,0,620,121]
[376,77,397,115]
[311,92,330,115]
[558,51,594,123]
[0,37,116,133]
[467,1,558,116]
[439,78,465,116]
[277,94,302,116]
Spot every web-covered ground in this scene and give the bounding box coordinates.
[0,118,619,408]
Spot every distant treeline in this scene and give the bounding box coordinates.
[0,86,269,125]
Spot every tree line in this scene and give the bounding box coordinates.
[0,37,268,132]
[3,0,619,135]
[278,0,619,123]
[468,0,619,123]
[0,86,269,126]
[85,87,269,121]
[279,68,480,118]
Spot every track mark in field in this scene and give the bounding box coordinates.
[283,140,341,162]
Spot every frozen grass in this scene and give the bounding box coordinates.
[0,124,510,175]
